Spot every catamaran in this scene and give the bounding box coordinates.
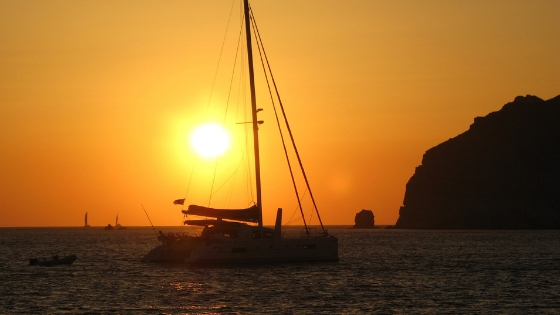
[142,0,338,264]
[116,214,127,230]
[84,212,91,228]
[105,214,127,230]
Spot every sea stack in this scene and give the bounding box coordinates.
[396,95,560,229]
[353,209,375,228]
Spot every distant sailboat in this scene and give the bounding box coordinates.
[105,214,126,230]
[84,212,91,228]
[115,214,127,230]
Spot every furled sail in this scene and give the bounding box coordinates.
[182,204,259,223]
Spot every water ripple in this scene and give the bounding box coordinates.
[1,227,559,314]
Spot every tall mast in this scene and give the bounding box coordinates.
[244,0,263,227]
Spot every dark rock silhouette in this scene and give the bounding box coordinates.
[353,209,375,228]
[396,95,560,229]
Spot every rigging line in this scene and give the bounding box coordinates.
[230,4,254,205]
[251,9,327,234]
[207,159,220,207]
[286,204,298,225]
[205,0,238,117]
[208,4,244,208]
[181,163,196,210]
[223,168,236,208]
[180,214,185,232]
[251,11,309,236]
[238,22,254,204]
[286,188,309,225]
[207,137,246,208]
[224,156,251,208]
[221,17,244,125]
[238,98,255,206]
[178,162,196,230]
[240,78,255,205]
[286,189,313,225]
[244,0,262,227]
[229,1,254,208]
[207,20,245,209]
[141,204,158,237]
[211,157,245,206]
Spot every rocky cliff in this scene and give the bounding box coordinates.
[395,95,560,229]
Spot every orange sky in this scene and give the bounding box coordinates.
[1,0,559,227]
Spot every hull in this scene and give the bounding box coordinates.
[185,235,338,264]
[142,239,199,263]
[143,217,339,265]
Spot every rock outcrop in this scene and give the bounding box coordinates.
[353,209,375,228]
[395,95,560,229]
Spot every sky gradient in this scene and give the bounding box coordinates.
[1,0,559,227]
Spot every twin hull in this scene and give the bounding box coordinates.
[142,241,198,263]
[142,235,338,264]
[187,235,339,264]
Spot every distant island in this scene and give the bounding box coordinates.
[395,95,560,229]
[352,209,375,229]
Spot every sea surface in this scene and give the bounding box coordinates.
[1,227,559,314]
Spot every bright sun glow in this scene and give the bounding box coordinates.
[191,123,231,158]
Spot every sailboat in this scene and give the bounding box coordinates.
[105,215,126,230]
[115,214,127,230]
[84,212,91,228]
[142,0,338,264]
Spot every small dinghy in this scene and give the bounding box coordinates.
[29,254,77,266]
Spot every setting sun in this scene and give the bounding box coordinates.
[191,123,231,158]
[0,0,558,229]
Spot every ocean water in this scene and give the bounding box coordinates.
[0,227,559,314]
